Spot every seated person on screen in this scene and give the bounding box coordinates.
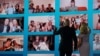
[68,0,78,11]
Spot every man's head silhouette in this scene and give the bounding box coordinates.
[65,19,70,26]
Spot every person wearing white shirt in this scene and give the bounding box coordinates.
[93,35,100,50]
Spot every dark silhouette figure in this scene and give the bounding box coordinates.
[54,19,77,56]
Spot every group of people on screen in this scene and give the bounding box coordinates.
[29,3,55,13]
[60,14,87,30]
[0,38,23,51]
[0,3,24,15]
[28,36,54,51]
[29,20,55,32]
[0,19,23,33]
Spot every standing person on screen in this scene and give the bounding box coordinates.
[0,19,10,33]
[6,4,15,14]
[54,19,77,56]
[78,22,90,56]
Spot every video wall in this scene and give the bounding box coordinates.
[0,0,100,56]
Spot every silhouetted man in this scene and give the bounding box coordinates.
[54,19,77,56]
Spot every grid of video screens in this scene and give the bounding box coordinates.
[0,0,100,56]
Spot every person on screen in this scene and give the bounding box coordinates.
[70,17,76,28]
[54,19,77,56]
[2,3,7,15]
[35,5,41,13]
[35,22,41,32]
[12,40,23,51]
[41,4,46,12]
[3,38,14,51]
[32,36,40,51]
[29,20,36,32]
[29,3,35,13]
[6,4,15,14]
[38,36,50,51]
[28,36,34,50]
[96,15,100,30]
[68,0,78,11]
[15,4,24,14]
[78,22,90,56]
[46,4,54,12]
[0,4,6,15]
[41,23,48,32]
[0,19,10,33]
[93,35,100,50]
[95,4,100,10]
[12,19,22,32]
[47,20,55,31]
[75,16,81,29]
[15,4,20,14]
